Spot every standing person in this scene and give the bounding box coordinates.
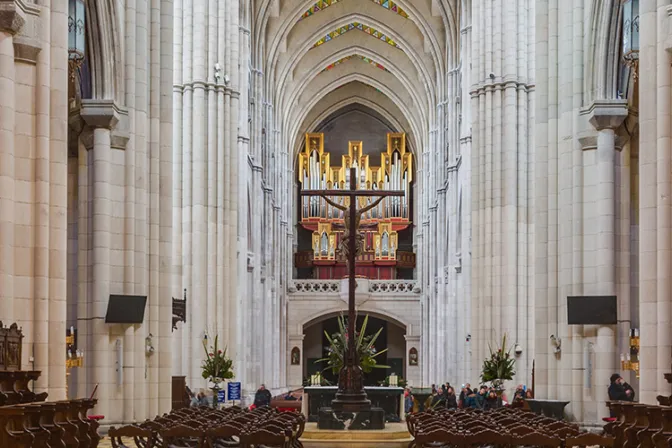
[404,387,413,414]
[431,386,445,408]
[458,383,472,408]
[254,384,273,408]
[445,386,458,409]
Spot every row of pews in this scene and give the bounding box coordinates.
[0,371,49,406]
[0,398,100,448]
[108,404,305,448]
[408,407,615,447]
[0,322,102,448]
[605,401,672,448]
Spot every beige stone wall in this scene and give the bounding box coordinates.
[1,0,174,424]
[0,0,68,401]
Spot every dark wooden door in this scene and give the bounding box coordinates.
[171,376,187,410]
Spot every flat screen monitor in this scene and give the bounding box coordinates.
[105,295,147,324]
[567,295,617,325]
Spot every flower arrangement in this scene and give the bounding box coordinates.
[316,314,389,375]
[380,375,408,388]
[201,334,234,385]
[480,334,516,391]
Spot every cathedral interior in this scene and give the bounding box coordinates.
[1,0,671,430]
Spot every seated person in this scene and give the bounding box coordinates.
[608,374,635,402]
[254,384,272,408]
[284,391,298,401]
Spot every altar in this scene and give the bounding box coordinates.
[304,386,405,423]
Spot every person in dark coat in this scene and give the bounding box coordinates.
[254,384,272,408]
[608,374,634,402]
[459,383,473,408]
[431,387,446,408]
[445,386,458,409]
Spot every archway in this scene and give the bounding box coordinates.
[302,312,407,386]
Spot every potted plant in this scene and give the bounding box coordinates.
[201,334,234,408]
[316,314,390,375]
[480,334,516,399]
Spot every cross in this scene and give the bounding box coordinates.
[301,166,404,410]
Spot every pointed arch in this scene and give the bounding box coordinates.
[85,0,123,101]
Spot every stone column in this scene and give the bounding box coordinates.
[588,99,628,420]
[0,1,26,323]
[80,100,121,418]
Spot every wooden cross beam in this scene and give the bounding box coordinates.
[300,167,404,408]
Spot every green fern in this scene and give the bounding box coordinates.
[316,314,390,375]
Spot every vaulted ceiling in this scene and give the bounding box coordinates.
[253,0,461,159]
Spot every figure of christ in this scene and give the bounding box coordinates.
[320,195,386,264]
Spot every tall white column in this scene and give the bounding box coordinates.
[0,10,23,323]
[81,100,121,417]
[588,100,627,419]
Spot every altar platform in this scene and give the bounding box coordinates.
[303,386,405,422]
[301,422,412,448]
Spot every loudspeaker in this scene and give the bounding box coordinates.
[567,296,617,325]
[105,295,147,324]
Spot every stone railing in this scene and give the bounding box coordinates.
[288,279,420,295]
[369,280,419,294]
[289,280,340,293]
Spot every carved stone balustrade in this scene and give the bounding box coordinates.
[289,279,420,296]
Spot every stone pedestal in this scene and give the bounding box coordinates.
[318,407,386,430]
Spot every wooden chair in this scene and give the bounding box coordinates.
[204,425,241,448]
[109,425,156,448]
[512,431,562,448]
[160,425,204,448]
[565,433,615,448]
[463,428,511,447]
[239,428,289,448]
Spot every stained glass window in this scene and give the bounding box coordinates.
[299,0,340,20]
[313,22,400,49]
[370,0,409,18]
[299,0,409,21]
[320,55,390,73]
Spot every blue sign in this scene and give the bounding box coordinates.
[217,390,225,403]
[227,382,242,401]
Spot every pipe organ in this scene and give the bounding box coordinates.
[296,133,415,280]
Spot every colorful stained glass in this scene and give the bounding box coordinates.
[313,22,401,49]
[320,55,390,73]
[371,0,409,17]
[299,0,340,20]
[299,0,409,21]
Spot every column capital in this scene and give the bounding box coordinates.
[0,0,29,34]
[585,99,629,131]
[80,99,123,129]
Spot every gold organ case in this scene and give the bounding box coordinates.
[297,133,414,279]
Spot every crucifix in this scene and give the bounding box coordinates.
[301,166,404,411]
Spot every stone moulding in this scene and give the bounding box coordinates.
[74,99,130,151]
[0,0,29,34]
[0,0,42,62]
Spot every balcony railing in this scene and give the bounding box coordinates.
[288,279,420,295]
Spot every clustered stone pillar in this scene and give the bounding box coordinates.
[639,1,672,405]
[172,0,255,394]
[588,100,628,420]
[470,0,533,392]
[81,100,121,420]
[0,0,24,325]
